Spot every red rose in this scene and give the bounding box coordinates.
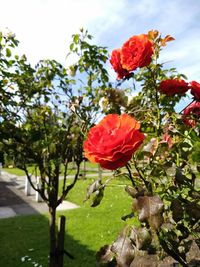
[83,114,145,170]
[121,34,154,71]
[189,81,200,101]
[159,79,189,96]
[182,101,200,127]
[110,49,131,80]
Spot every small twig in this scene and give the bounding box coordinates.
[57,162,80,206]
[62,159,69,194]
[125,163,136,187]
[133,159,151,192]
[63,249,74,260]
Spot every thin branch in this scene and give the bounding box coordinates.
[62,159,69,194]
[23,164,49,202]
[57,162,81,206]
[22,165,40,192]
[125,163,136,187]
[133,159,151,192]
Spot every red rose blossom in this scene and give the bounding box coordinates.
[159,79,189,96]
[189,81,200,101]
[182,101,200,127]
[121,34,154,71]
[83,114,145,170]
[110,49,131,80]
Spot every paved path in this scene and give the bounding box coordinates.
[0,171,79,219]
[0,170,113,219]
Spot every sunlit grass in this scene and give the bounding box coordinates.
[3,161,100,177]
[0,177,135,267]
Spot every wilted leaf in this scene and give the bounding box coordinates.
[125,185,138,198]
[96,245,114,265]
[165,162,176,177]
[84,179,105,207]
[161,35,175,46]
[170,198,183,222]
[164,35,175,42]
[142,138,158,157]
[84,179,102,202]
[130,253,158,267]
[149,213,164,230]
[132,195,164,230]
[184,201,200,221]
[195,239,200,249]
[111,226,135,267]
[130,227,151,250]
[147,30,159,40]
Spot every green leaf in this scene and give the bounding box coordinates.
[69,43,74,51]
[6,48,11,57]
[91,187,104,207]
[73,34,79,44]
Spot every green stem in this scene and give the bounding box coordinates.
[176,152,180,167]
[147,66,162,135]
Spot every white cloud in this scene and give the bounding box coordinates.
[0,0,125,65]
[0,0,200,81]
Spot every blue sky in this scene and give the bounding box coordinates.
[0,0,200,84]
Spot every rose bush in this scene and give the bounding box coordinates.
[83,114,145,170]
[84,30,200,267]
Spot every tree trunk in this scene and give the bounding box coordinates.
[49,207,58,267]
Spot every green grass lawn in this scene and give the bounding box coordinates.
[3,161,101,177]
[0,178,135,267]
[3,166,33,176]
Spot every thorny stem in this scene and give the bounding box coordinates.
[125,163,136,187]
[133,159,152,193]
[147,66,161,135]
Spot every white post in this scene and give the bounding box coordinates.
[35,176,43,202]
[25,176,31,196]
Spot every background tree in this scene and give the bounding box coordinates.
[0,29,110,267]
